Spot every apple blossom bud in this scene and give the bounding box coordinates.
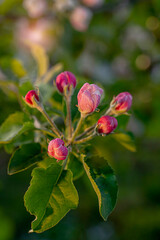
[112,92,132,114]
[97,116,118,134]
[77,83,103,114]
[48,138,68,161]
[25,90,39,106]
[56,71,77,94]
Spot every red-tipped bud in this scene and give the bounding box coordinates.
[25,90,39,106]
[113,92,132,114]
[97,116,118,134]
[48,138,68,161]
[77,83,104,114]
[56,71,77,94]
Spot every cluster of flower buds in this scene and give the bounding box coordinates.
[24,71,132,162]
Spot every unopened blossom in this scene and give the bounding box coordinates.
[25,90,39,106]
[97,116,118,134]
[77,83,103,114]
[56,71,77,94]
[48,138,68,161]
[70,6,92,32]
[15,18,56,51]
[112,92,132,114]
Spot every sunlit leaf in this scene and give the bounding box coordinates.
[11,59,27,78]
[42,63,63,83]
[112,132,136,152]
[0,112,34,144]
[68,153,84,180]
[8,143,42,175]
[26,42,49,78]
[24,162,79,233]
[4,131,34,154]
[82,155,118,220]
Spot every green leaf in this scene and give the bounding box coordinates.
[24,162,79,233]
[0,112,34,144]
[27,42,49,78]
[8,143,42,175]
[42,63,63,83]
[68,153,84,181]
[37,83,55,103]
[0,0,21,15]
[19,81,34,96]
[82,155,118,220]
[4,131,34,154]
[112,132,136,152]
[11,58,27,78]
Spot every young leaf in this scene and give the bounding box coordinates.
[82,155,118,221]
[68,153,84,181]
[8,143,43,175]
[26,42,49,78]
[11,58,27,78]
[24,162,79,233]
[0,112,34,144]
[112,132,136,152]
[42,63,63,83]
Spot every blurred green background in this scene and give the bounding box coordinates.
[0,0,160,239]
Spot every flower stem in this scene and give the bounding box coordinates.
[36,128,57,138]
[62,154,69,170]
[70,113,86,143]
[32,95,63,138]
[41,109,62,138]
[75,124,96,140]
[65,95,72,140]
[75,107,114,141]
[105,107,113,115]
[74,132,96,144]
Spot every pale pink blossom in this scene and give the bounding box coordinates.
[23,0,47,18]
[77,83,103,114]
[15,18,55,51]
[70,6,92,32]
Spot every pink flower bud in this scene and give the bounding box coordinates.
[113,92,132,113]
[77,83,103,114]
[97,116,118,134]
[48,138,68,161]
[25,90,39,106]
[56,71,77,94]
